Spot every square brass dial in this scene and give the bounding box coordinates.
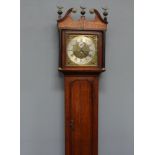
[66,35,98,66]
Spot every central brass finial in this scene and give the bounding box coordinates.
[80,6,86,16]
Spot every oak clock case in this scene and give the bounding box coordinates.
[57,7,108,155]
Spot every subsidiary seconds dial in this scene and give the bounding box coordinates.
[66,35,97,65]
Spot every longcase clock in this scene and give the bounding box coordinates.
[57,6,108,155]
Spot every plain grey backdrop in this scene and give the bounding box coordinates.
[21,0,134,155]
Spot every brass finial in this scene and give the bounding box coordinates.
[80,6,86,16]
[102,7,108,23]
[57,6,64,19]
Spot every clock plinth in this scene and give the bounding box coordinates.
[57,7,108,155]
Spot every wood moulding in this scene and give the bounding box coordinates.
[57,8,107,31]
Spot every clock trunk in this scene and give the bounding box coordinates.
[65,75,98,155]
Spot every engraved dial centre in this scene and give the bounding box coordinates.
[67,35,97,65]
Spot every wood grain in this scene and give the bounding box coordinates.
[57,9,107,30]
[64,75,99,155]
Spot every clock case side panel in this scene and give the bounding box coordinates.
[58,29,62,70]
[58,30,106,73]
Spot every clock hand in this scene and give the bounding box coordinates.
[81,49,88,56]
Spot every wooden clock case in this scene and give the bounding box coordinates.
[57,8,108,155]
[60,30,104,72]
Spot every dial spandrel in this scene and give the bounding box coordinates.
[66,35,98,66]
